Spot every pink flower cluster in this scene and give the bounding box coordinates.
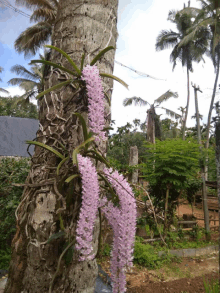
[75,154,100,261]
[100,168,137,293]
[81,65,106,142]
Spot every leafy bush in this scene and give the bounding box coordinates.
[0,157,31,251]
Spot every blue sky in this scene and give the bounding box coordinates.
[0,0,219,132]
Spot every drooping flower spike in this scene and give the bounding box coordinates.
[75,154,100,261]
[81,65,106,142]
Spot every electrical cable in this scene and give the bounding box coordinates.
[0,0,31,18]
[115,60,167,81]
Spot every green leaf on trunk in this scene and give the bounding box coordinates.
[73,112,88,141]
[26,140,64,160]
[45,45,81,75]
[36,80,73,99]
[57,156,69,176]
[65,174,80,183]
[80,53,85,72]
[46,231,65,244]
[90,46,115,66]
[99,73,129,90]
[72,137,95,165]
[30,59,78,76]
[86,149,110,167]
[63,242,75,265]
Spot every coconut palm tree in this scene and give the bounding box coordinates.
[123,90,182,144]
[179,0,220,150]
[4,1,119,292]
[0,67,9,94]
[155,8,208,140]
[14,0,58,58]
[7,49,51,110]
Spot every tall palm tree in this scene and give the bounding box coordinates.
[0,67,9,94]
[14,0,58,58]
[155,8,208,140]
[179,0,220,150]
[123,90,181,144]
[4,1,119,292]
[7,49,51,110]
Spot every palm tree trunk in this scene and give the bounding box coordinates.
[205,52,220,150]
[4,1,118,293]
[182,67,190,140]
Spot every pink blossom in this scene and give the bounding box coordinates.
[100,168,137,293]
[81,65,106,142]
[75,154,100,260]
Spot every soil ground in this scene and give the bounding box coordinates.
[98,202,220,293]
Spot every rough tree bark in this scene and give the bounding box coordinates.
[215,121,220,278]
[4,1,118,292]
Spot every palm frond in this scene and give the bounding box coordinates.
[123,97,150,107]
[161,107,182,119]
[178,7,201,18]
[156,30,180,51]
[178,17,215,48]
[14,22,52,58]
[0,88,9,94]
[19,81,38,92]
[8,78,38,87]
[30,8,56,23]
[15,0,55,10]
[10,65,39,81]
[154,90,178,105]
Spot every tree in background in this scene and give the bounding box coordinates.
[0,95,38,119]
[14,0,58,58]
[107,121,146,173]
[123,90,181,144]
[7,50,50,111]
[156,8,208,140]
[180,0,220,150]
[0,67,9,94]
[141,138,201,235]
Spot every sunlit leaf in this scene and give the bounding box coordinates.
[65,174,80,183]
[45,45,81,75]
[90,46,115,66]
[30,59,78,76]
[99,73,129,90]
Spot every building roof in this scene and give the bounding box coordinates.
[0,116,39,157]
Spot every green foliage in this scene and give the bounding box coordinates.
[0,95,38,119]
[203,277,219,293]
[133,241,177,269]
[0,247,11,270]
[141,138,200,189]
[0,157,31,269]
[99,243,111,257]
[107,121,146,173]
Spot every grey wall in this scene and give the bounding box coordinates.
[0,116,39,157]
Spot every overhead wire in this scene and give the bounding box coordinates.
[115,60,167,81]
[0,0,31,18]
